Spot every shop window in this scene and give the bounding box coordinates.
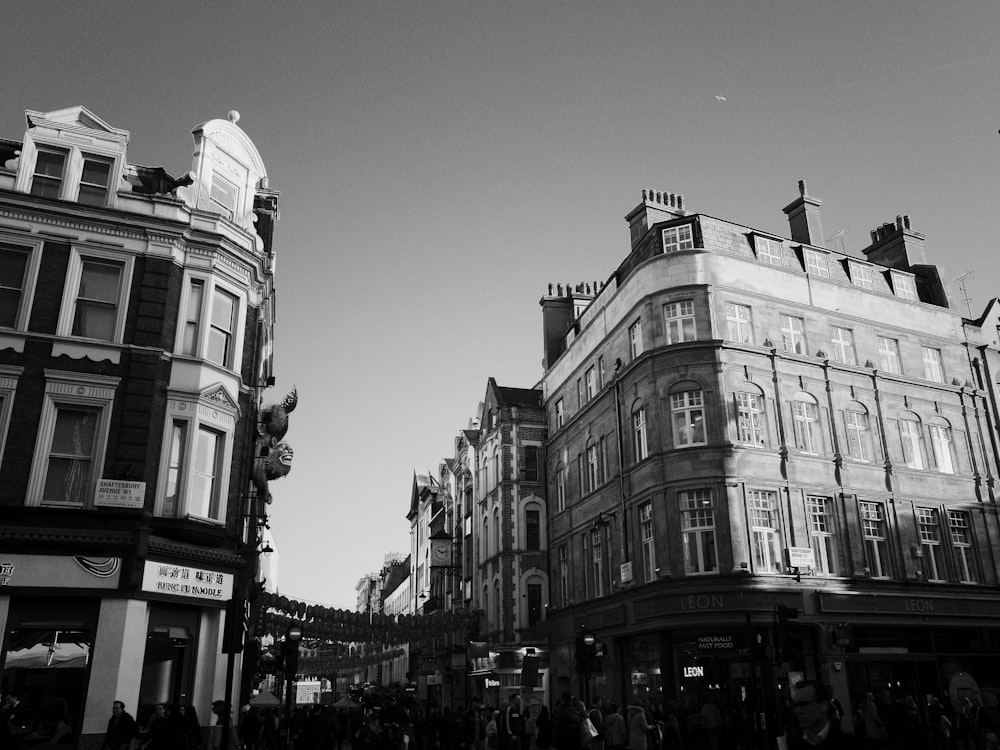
[680,489,717,574]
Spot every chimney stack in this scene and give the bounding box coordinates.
[782,180,825,248]
[625,188,687,247]
[861,214,926,270]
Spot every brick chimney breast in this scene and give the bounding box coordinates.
[782,179,825,248]
[861,214,926,270]
[625,189,687,248]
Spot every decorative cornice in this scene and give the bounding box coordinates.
[0,528,135,547]
[148,536,245,567]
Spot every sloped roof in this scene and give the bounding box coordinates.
[492,381,543,409]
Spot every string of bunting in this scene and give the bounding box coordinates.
[297,647,406,677]
[253,592,480,646]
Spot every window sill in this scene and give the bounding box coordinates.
[0,332,25,353]
[52,340,121,364]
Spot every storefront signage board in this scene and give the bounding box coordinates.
[0,554,121,588]
[141,561,233,602]
[634,591,799,620]
[819,592,1000,618]
[94,479,146,509]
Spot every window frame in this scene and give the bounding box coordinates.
[175,272,248,371]
[555,465,566,512]
[590,527,605,597]
[585,366,596,401]
[26,370,120,508]
[806,495,838,575]
[629,318,644,359]
[671,389,706,447]
[831,327,856,365]
[891,271,918,301]
[22,140,123,207]
[877,336,902,374]
[849,261,877,290]
[632,406,649,462]
[558,545,569,605]
[747,490,784,573]
[725,303,753,344]
[917,507,947,581]
[640,501,656,582]
[922,346,944,383]
[754,235,783,266]
[804,249,830,278]
[860,501,892,578]
[735,391,767,447]
[0,366,22,475]
[899,417,926,470]
[664,299,696,344]
[928,423,955,474]
[525,507,542,551]
[661,224,694,253]
[56,246,134,345]
[154,385,239,524]
[792,394,821,455]
[948,510,980,584]
[780,314,805,354]
[0,234,43,332]
[555,398,564,429]
[844,407,873,462]
[680,488,717,575]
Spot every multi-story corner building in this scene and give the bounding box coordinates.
[540,184,1000,743]
[0,106,279,745]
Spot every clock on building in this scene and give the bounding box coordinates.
[430,539,451,567]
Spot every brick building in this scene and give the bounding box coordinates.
[0,106,278,746]
[540,184,1000,744]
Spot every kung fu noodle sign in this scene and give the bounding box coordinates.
[141,561,234,602]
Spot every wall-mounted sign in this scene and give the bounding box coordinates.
[141,561,233,602]
[620,562,633,584]
[0,554,121,588]
[683,666,705,678]
[697,635,735,651]
[786,547,815,569]
[485,678,501,689]
[95,479,146,509]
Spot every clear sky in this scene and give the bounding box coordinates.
[3,1,998,608]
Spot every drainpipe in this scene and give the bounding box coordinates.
[613,360,630,566]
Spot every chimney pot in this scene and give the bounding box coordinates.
[903,215,911,230]
[642,189,648,201]
[798,179,807,196]
[655,192,662,203]
[870,230,878,243]
[548,283,553,295]
[896,215,904,230]
[677,194,684,210]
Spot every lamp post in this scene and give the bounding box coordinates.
[283,625,303,750]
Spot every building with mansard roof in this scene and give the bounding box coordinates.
[540,183,1000,744]
[0,105,279,745]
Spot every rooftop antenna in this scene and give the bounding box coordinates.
[825,226,849,254]
[952,271,975,317]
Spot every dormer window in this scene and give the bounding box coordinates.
[662,224,694,253]
[78,157,113,206]
[30,149,67,199]
[849,261,877,290]
[753,235,783,266]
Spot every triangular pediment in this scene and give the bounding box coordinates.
[26,106,129,143]
[200,383,239,411]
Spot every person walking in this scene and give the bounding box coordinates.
[210,701,239,750]
[861,693,887,749]
[786,680,860,749]
[534,707,551,750]
[102,701,139,750]
[2,691,33,750]
[601,704,625,750]
[550,696,581,750]
[626,701,649,750]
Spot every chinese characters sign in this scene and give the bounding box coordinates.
[141,561,233,602]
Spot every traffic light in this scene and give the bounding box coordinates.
[776,605,799,661]
[283,626,303,678]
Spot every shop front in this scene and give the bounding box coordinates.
[0,553,238,750]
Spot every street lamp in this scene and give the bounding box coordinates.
[283,625,303,749]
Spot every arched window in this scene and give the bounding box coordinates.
[481,517,489,559]
[493,507,501,556]
[523,499,544,551]
[791,392,821,455]
[927,418,955,474]
[734,386,767,446]
[493,580,501,632]
[897,411,925,469]
[482,585,490,629]
[631,401,649,462]
[553,462,567,512]
[843,401,873,462]
[524,574,545,628]
[670,382,706,447]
